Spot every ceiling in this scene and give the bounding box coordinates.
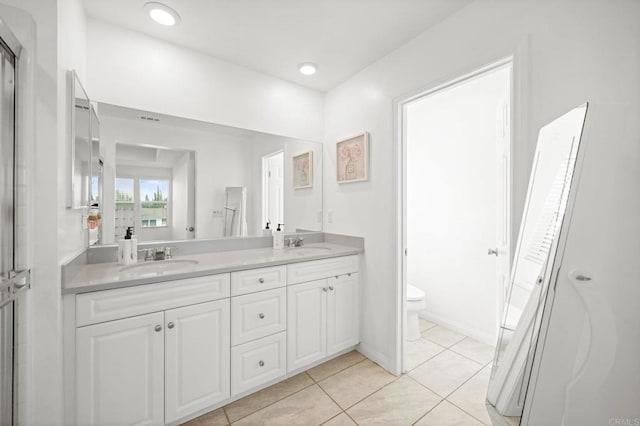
[82,0,471,91]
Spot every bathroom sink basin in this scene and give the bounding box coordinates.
[119,259,199,274]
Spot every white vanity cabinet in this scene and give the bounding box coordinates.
[286,256,360,372]
[73,274,231,426]
[76,311,165,426]
[67,252,360,425]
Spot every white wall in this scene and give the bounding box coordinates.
[58,0,88,261]
[323,0,640,373]
[407,67,509,344]
[86,19,325,142]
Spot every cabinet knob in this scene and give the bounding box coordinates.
[322,287,328,292]
[347,273,351,277]
[335,276,339,279]
[167,322,175,329]
[258,360,265,367]
[259,313,265,319]
[154,325,162,332]
[258,277,265,283]
[328,286,334,291]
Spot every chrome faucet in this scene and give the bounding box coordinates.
[286,237,305,248]
[140,246,175,261]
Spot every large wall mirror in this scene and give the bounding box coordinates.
[95,103,323,245]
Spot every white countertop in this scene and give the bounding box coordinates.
[63,242,363,295]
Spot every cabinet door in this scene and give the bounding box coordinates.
[76,312,164,426]
[165,299,230,424]
[327,273,360,356]
[287,280,327,371]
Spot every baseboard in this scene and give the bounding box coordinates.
[357,342,397,375]
[418,312,497,346]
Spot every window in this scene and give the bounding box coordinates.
[114,176,171,238]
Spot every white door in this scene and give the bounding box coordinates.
[263,151,284,227]
[165,300,230,424]
[494,97,512,329]
[287,280,327,371]
[76,312,164,426]
[327,273,360,355]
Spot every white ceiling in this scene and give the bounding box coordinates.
[82,0,471,91]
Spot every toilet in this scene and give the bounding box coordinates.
[406,284,426,341]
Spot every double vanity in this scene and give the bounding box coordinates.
[62,237,362,425]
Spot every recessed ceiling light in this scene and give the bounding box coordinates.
[144,2,181,26]
[298,62,318,76]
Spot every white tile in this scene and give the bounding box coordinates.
[405,338,445,371]
[421,326,465,347]
[419,318,437,332]
[409,350,483,397]
[318,359,396,409]
[450,337,496,365]
[347,376,441,425]
[448,367,493,425]
[233,385,341,426]
[415,401,484,426]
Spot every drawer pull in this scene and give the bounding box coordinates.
[335,275,339,279]
[348,273,351,277]
[258,278,265,283]
[258,360,265,367]
[154,325,162,332]
[167,322,175,329]
[328,286,334,291]
[259,313,265,319]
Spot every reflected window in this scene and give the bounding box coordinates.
[140,179,169,228]
[114,176,171,239]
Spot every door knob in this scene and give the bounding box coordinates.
[487,248,499,256]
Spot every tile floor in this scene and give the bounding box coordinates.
[183,320,520,425]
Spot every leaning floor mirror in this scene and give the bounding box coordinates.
[486,103,589,416]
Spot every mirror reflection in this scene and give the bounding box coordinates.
[70,72,91,209]
[97,103,323,244]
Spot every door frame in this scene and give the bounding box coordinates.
[394,53,527,374]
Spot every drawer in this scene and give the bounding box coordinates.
[231,331,286,396]
[231,265,286,296]
[231,288,286,346]
[76,274,230,326]
[287,255,359,285]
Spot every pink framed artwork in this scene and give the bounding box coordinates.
[293,151,313,189]
[336,132,369,183]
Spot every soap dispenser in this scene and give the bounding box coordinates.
[262,222,272,236]
[273,223,284,249]
[118,227,136,265]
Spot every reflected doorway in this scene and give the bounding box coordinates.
[262,151,284,229]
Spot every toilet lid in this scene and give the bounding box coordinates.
[407,284,425,301]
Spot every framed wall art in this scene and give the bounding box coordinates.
[337,132,369,183]
[293,150,313,189]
